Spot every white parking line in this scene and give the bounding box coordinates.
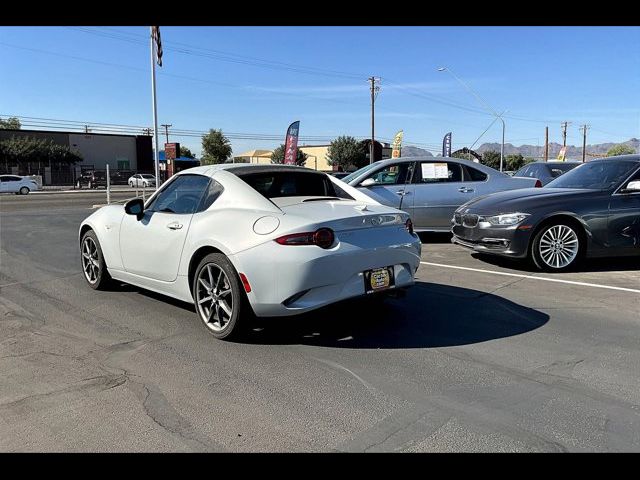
[420,261,640,294]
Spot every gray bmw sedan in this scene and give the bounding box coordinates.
[452,155,640,272]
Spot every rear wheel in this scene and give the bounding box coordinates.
[193,253,251,340]
[80,230,111,289]
[531,222,583,272]
[19,186,29,195]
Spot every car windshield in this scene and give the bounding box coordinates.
[238,171,338,199]
[342,163,380,183]
[546,160,639,190]
[141,174,155,179]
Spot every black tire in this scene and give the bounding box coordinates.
[19,186,29,195]
[129,181,134,188]
[531,221,584,273]
[80,230,112,290]
[192,253,252,340]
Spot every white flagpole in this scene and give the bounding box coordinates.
[150,27,160,187]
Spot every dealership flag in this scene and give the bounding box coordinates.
[152,26,163,66]
[442,132,452,157]
[283,121,300,165]
[391,130,404,158]
[557,146,567,161]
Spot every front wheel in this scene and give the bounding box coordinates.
[19,186,30,195]
[531,222,582,272]
[193,253,251,340]
[80,230,111,289]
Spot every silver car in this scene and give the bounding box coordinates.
[343,156,541,232]
[0,175,39,195]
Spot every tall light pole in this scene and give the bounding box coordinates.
[438,67,506,172]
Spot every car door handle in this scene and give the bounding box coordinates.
[458,187,474,193]
[396,190,411,196]
[167,222,183,230]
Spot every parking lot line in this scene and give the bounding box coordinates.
[420,261,640,294]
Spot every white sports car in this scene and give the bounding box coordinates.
[79,164,422,340]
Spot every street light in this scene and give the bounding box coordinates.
[438,66,506,172]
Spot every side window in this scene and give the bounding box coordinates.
[415,162,462,183]
[197,179,225,212]
[462,165,488,182]
[146,175,210,214]
[363,163,410,185]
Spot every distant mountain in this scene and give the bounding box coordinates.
[400,145,434,157]
[476,138,639,160]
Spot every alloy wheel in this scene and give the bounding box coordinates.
[538,225,579,269]
[81,236,100,284]
[196,263,234,332]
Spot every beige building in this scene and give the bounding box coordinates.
[233,149,274,164]
[299,144,332,171]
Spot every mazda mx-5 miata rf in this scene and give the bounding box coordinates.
[79,164,422,339]
[452,155,640,272]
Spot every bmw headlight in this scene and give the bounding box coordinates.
[485,213,530,226]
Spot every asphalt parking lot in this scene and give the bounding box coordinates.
[1,192,639,452]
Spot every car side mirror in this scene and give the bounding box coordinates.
[125,198,145,220]
[621,180,640,194]
[360,178,377,187]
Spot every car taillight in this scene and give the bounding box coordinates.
[534,179,543,188]
[405,218,414,235]
[275,228,335,249]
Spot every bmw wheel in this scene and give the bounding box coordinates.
[193,253,251,340]
[80,230,111,289]
[19,186,30,195]
[532,222,582,272]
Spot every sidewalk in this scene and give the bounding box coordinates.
[33,187,156,194]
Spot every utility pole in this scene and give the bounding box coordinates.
[161,124,172,145]
[368,76,380,164]
[561,121,571,147]
[84,125,91,134]
[579,124,590,163]
[544,126,549,162]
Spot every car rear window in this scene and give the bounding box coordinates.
[237,171,338,199]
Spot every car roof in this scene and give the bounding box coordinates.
[176,163,322,178]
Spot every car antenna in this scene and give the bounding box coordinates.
[398,161,414,211]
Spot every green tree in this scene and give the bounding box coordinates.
[0,117,21,129]
[505,154,526,171]
[201,129,232,165]
[479,150,501,170]
[0,136,82,168]
[270,143,308,166]
[606,144,636,157]
[179,145,195,159]
[327,136,368,171]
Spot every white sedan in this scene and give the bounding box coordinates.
[79,164,422,340]
[0,175,39,194]
[128,174,156,188]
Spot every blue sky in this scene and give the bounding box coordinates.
[1,26,639,156]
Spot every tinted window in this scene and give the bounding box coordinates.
[547,163,579,178]
[147,175,210,214]
[198,179,224,211]
[462,165,488,182]
[2,176,22,182]
[342,163,380,183]
[239,171,336,198]
[547,160,639,190]
[364,163,410,185]
[415,162,462,183]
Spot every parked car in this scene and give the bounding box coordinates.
[79,164,421,340]
[111,170,136,186]
[451,155,640,271]
[0,175,40,194]
[513,161,581,186]
[329,172,350,180]
[76,170,107,189]
[342,157,541,232]
[128,174,156,188]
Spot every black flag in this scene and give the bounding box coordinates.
[442,132,452,157]
[152,26,163,67]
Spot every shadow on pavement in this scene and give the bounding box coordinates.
[418,232,452,244]
[472,252,640,273]
[244,281,549,348]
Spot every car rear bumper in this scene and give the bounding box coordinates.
[231,228,422,317]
